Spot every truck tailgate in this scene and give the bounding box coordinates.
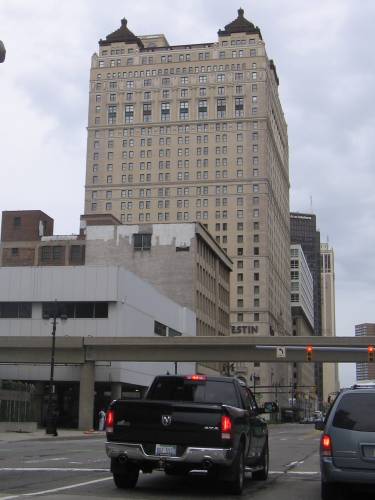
[110,400,224,448]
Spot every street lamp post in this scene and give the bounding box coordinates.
[46,301,58,435]
[46,301,66,435]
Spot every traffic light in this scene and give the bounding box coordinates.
[368,345,374,362]
[306,345,313,362]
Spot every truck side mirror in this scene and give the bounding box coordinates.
[258,402,278,414]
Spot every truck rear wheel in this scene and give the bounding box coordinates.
[227,444,245,495]
[252,441,269,481]
[113,466,139,489]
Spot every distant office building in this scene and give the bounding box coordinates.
[290,212,323,405]
[81,215,232,342]
[84,9,292,391]
[0,265,196,429]
[290,245,315,412]
[320,243,340,400]
[0,211,197,428]
[1,210,84,266]
[355,323,375,381]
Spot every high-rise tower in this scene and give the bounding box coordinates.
[320,243,340,400]
[290,212,323,404]
[84,10,291,388]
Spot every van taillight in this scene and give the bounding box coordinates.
[321,434,332,457]
[221,415,232,439]
[105,409,115,433]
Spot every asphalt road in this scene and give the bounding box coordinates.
[0,423,364,499]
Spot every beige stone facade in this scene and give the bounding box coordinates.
[82,220,232,338]
[320,243,340,400]
[83,10,291,388]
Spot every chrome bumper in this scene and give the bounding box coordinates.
[106,441,234,465]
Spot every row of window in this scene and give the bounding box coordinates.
[100,135,257,147]
[99,84,258,105]
[102,99,257,124]
[96,121,258,138]
[98,72,256,88]
[92,202,261,220]
[98,47,258,67]
[237,298,261,308]
[154,321,182,337]
[100,38,258,59]
[94,63,254,83]
[93,168,260,186]
[91,184,259,200]
[101,148,258,160]
[236,312,261,322]
[0,302,109,319]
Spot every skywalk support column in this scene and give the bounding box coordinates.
[78,361,95,430]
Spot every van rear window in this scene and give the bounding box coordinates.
[147,378,239,407]
[332,393,375,432]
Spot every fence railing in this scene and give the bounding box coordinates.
[0,381,37,422]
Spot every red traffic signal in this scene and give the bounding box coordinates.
[306,345,313,362]
[368,345,374,362]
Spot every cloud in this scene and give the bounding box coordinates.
[1,0,375,386]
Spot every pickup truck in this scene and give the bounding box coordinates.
[105,374,272,494]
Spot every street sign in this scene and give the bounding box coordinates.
[276,346,286,358]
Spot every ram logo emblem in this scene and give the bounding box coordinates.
[161,415,172,426]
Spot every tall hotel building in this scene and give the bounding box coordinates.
[84,10,291,384]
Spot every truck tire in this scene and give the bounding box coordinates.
[321,481,338,500]
[227,443,245,495]
[252,441,269,481]
[113,466,139,489]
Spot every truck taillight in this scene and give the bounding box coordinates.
[221,415,232,439]
[321,434,332,457]
[105,409,115,433]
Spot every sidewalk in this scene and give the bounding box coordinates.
[0,428,106,442]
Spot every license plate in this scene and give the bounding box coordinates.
[155,444,177,457]
[362,445,375,458]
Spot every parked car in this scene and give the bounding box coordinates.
[300,416,314,424]
[315,383,375,499]
[105,374,275,494]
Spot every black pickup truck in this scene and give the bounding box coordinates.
[105,375,272,494]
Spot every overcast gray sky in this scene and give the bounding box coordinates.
[1,0,374,386]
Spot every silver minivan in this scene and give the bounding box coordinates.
[316,384,375,499]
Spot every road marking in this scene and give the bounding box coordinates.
[269,470,320,476]
[24,457,68,464]
[0,476,112,499]
[286,461,298,468]
[0,468,109,472]
[288,471,319,475]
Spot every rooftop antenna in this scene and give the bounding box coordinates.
[309,195,313,214]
